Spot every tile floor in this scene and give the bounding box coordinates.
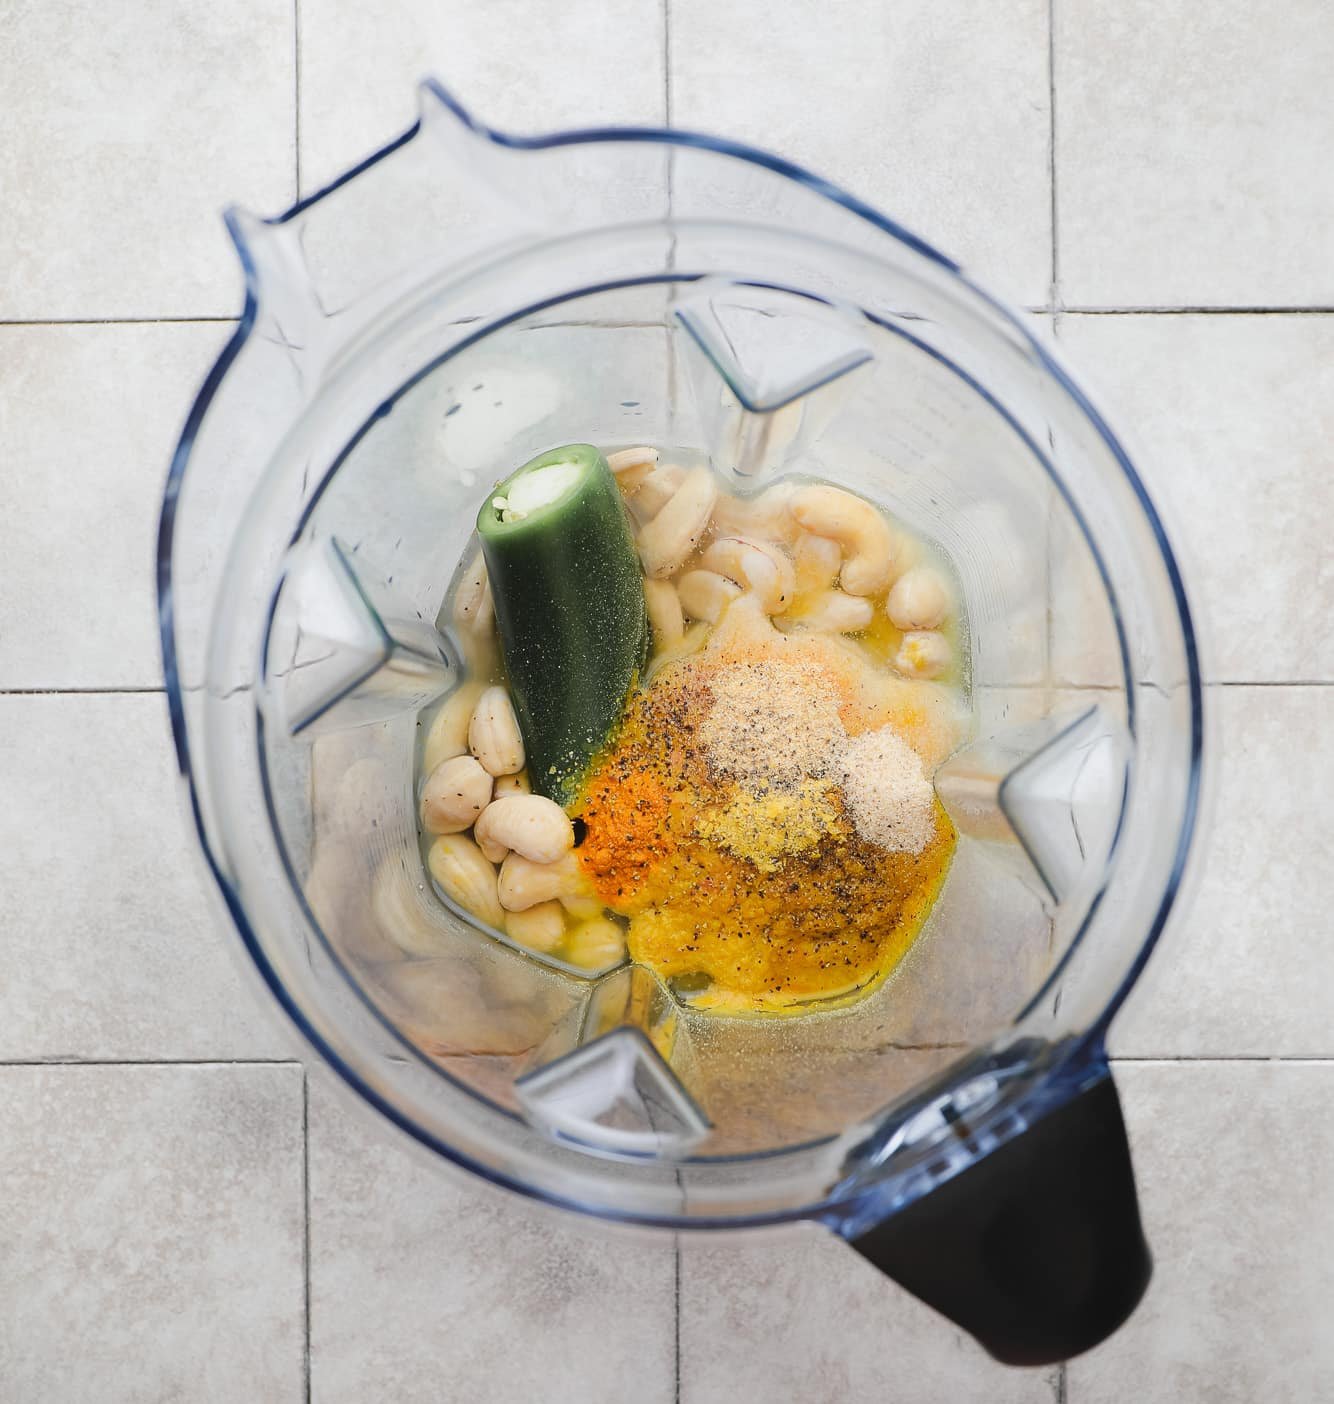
[2,0,1332,1399]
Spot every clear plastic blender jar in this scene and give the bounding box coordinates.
[157,83,1204,1366]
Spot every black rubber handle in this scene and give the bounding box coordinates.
[849,1070,1150,1366]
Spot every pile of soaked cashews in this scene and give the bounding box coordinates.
[417,680,627,970]
[606,446,956,679]
[418,445,957,968]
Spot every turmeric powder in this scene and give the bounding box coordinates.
[573,721,676,905]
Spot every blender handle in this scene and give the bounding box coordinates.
[846,1067,1150,1367]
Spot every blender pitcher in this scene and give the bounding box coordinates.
[158,83,1204,1367]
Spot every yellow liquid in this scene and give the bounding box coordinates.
[573,601,962,1014]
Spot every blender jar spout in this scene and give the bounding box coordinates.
[223,80,546,392]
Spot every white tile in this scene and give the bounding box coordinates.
[0,0,294,319]
[0,323,228,690]
[306,1067,676,1404]
[1045,509,1124,690]
[0,1064,304,1402]
[299,0,667,195]
[1070,1062,1334,1401]
[671,0,1052,306]
[0,694,293,1060]
[1055,314,1334,683]
[1111,687,1334,1058]
[1058,0,1334,307]
[680,1226,1055,1403]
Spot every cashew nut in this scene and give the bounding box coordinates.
[705,591,781,652]
[643,577,685,647]
[493,770,531,798]
[505,900,567,954]
[794,531,843,593]
[886,566,950,631]
[314,753,388,840]
[784,590,874,634]
[372,852,449,958]
[788,485,896,596]
[677,569,742,624]
[423,681,486,774]
[472,822,507,865]
[376,958,532,1056]
[378,959,542,1056]
[498,850,588,913]
[565,916,628,971]
[319,846,385,960]
[607,446,659,493]
[559,892,607,921]
[420,754,493,835]
[894,630,952,680]
[427,833,505,929]
[607,445,658,474]
[468,686,525,776]
[637,466,718,577]
[629,462,686,521]
[452,550,494,635]
[700,535,797,614]
[474,794,575,866]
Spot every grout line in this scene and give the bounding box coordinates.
[662,0,673,126]
[3,679,1326,702]
[662,0,678,445]
[667,317,679,413]
[0,316,237,327]
[1044,426,1056,688]
[293,0,303,201]
[1063,305,1334,316]
[1047,0,1060,312]
[1209,679,1334,688]
[302,1069,313,1404]
[979,679,1334,690]
[662,0,677,284]
[0,677,1309,699]
[673,1235,682,1404]
[3,309,1326,331]
[529,320,666,330]
[1057,1361,1068,1404]
[0,686,164,696]
[0,1057,304,1067]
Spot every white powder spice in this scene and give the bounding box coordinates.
[837,726,936,854]
[699,657,846,788]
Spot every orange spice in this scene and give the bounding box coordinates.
[574,703,679,906]
[574,774,672,905]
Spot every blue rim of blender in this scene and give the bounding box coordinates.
[156,88,1205,1230]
